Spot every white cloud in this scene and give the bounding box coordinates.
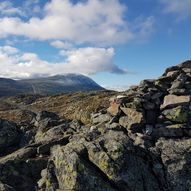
[22,0,41,16]
[50,40,73,49]
[104,85,130,92]
[132,16,155,42]
[0,45,18,54]
[0,46,128,79]
[0,1,23,16]
[0,0,154,80]
[160,0,191,20]
[62,47,127,74]
[0,0,153,45]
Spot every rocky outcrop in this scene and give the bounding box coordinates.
[0,60,191,191]
[156,138,191,191]
[0,119,20,155]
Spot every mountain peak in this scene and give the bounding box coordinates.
[0,74,104,97]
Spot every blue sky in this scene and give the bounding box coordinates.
[0,0,190,90]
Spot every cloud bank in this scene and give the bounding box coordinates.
[50,40,73,49]
[0,0,155,79]
[0,46,127,79]
[0,0,133,45]
[0,0,155,45]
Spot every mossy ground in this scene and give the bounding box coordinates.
[0,91,116,124]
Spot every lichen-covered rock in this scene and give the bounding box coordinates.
[87,130,167,191]
[35,123,69,143]
[119,107,145,131]
[119,116,129,128]
[34,111,64,142]
[156,138,191,191]
[0,147,47,191]
[162,106,190,123]
[91,113,112,125]
[46,130,168,191]
[48,143,116,191]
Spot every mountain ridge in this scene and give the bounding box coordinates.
[0,73,104,96]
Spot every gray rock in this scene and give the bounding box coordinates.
[37,169,47,189]
[47,130,166,191]
[48,143,117,191]
[156,138,191,191]
[162,105,190,123]
[37,135,70,155]
[169,88,188,95]
[35,111,59,122]
[178,60,191,68]
[162,65,180,76]
[170,80,184,90]
[91,113,112,125]
[0,146,47,191]
[0,119,20,152]
[161,94,190,109]
[0,182,15,191]
[166,70,180,78]
[119,115,143,132]
[152,124,191,138]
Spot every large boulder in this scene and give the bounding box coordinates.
[46,130,167,191]
[161,95,190,109]
[0,146,47,191]
[161,105,190,123]
[47,143,116,191]
[119,107,145,131]
[34,111,63,142]
[0,119,20,153]
[156,138,191,191]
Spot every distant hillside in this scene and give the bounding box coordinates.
[0,74,104,97]
[0,78,32,97]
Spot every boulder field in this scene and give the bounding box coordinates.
[0,61,191,191]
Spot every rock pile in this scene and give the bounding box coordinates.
[106,60,191,139]
[0,61,191,191]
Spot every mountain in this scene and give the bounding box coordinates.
[0,74,104,97]
[0,78,32,97]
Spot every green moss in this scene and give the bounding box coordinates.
[99,159,109,171]
[173,108,188,123]
[77,163,85,172]
[164,106,188,123]
[46,179,51,188]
